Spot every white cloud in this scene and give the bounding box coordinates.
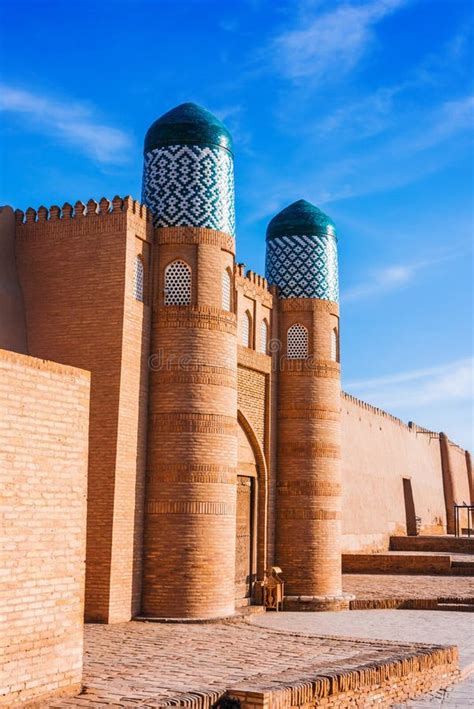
[314,86,400,139]
[347,359,473,393]
[345,358,473,448]
[391,95,474,154]
[0,85,133,164]
[341,253,451,303]
[269,0,409,82]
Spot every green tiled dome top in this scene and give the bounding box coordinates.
[266,200,336,240]
[144,102,233,153]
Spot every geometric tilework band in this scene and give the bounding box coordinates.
[266,233,339,302]
[142,144,235,236]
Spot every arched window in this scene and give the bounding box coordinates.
[260,319,268,354]
[330,327,339,362]
[133,256,144,302]
[222,269,232,311]
[164,259,191,305]
[241,311,252,348]
[287,323,308,359]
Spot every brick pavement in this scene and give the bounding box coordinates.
[48,618,457,708]
[342,574,474,600]
[252,610,474,670]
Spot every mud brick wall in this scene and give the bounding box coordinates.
[341,394,449,552]
[0,349,90,707]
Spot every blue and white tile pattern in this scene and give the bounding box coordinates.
[142,144,235,236]
[265,234,339,302]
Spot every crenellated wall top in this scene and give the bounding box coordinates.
[235,263,273,307]
[14,196,152,225]
[13,196,153,243]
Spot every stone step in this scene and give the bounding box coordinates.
[342,552,474,575]
[390,535,474,554]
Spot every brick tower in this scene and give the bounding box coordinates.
[142,103,238,619]
[266,200,350,610]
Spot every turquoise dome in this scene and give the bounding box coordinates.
[144,102,233,153]
[265,199,339,301]
[266,199,336,240]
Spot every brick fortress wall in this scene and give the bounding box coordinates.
[341,393,471,552]
[0,349,89,707]
[6,192,471,626]
[13,198,153,623]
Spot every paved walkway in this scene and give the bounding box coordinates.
[252,611,474,707]
[342,574,474,600]
[251,610,474,670]
[49,617,455,707]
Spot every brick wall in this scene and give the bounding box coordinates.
[0,349,89,706]
[0,206,27,354]
[276,298,343,604]
[143,226,238,619]
[341,394,448,551]
[237,364,266,448]
[448,439,471,532]
[235,268,275,585]
[14,198,152,622]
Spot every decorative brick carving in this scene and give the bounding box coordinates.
[156,305,237,334]
[156,225,235,253]
[279,509,341,520]
[280,443,341,459]
[278,480,342,496]
[146,501,235,516]
[152,412,237,434]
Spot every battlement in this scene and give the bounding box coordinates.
[342,391,411,430]
[235,262,273,308]
[408,421,440,439]
[14,195,151,224]
[236,263,269,289]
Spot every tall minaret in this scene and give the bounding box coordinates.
[266,199,350,610]
[142,103,238,619]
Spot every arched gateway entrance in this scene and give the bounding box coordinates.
[235,411,268,604]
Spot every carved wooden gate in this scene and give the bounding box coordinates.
[235,476,253,600]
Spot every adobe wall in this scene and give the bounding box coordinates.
[449,441,471,506]
[341,393,447,552]
[14,197,153,622]
[448,440,471,532]
[0,349,89,707]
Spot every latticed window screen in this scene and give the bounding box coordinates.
[222,270,232,311]
[330,328,338,362]
[260,320,268,354]
[287,323,308,359]
[241,311,251,347]
[164,260,192,305]
[133,256,144,302]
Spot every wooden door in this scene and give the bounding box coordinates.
[235,476,253,600]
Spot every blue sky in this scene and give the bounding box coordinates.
[1,0,473,448]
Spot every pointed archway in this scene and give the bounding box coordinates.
[235,410,268,604]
